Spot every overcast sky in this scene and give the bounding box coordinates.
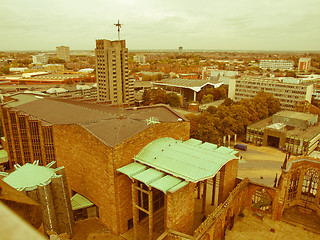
[1,0,319,51]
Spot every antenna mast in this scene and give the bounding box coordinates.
[114,20,123,40]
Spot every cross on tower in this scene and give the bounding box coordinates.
[114,20,123,40]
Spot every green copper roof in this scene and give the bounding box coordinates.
[133,168,165,185]
[3,163,56,191]
[133,138,238,183]
[0,149,8,164]
[117,162,147,178]
[117,138,238,194]
[150,175,184,194]
[71,193,94,210]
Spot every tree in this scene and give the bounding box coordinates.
[167,92,180,107]
[0,66,10,75]
[142,88,168,105]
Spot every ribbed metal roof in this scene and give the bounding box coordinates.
[117,138,238,194]
[71,193,94,211]
[117,163,189,194]
[133,138,238,183]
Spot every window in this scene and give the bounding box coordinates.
[288,169,300,201]
[301,169,319,202]
[252,188,272,212]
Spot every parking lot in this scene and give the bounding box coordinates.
[236,143,286,187]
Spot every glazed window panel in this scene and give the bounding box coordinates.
[288,169,300,201]
[251,188,272,212]
[301,169,319,202]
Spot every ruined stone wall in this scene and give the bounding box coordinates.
[218,159,239,205]
[276,157,320,219]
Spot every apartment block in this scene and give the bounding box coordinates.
[228,77,313,110]
[32,54,49,65]
[298,58,311,72]
[259,60,294,70]
[95,39,134,104]
[56,46,70,62]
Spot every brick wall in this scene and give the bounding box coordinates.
[166,183,195,235]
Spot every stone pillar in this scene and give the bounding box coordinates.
[148,188,153,240]
[132,181,138,240]
[296,169,306,200]
[166,183,195,235]
[202,180,207,214]
[211,176,216,205]
[197,182,201,199]
[51,175,74,236]
[37,183,57,233]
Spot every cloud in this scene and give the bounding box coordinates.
[0,0,319,50]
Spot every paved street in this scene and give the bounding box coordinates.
[236,143,286,187]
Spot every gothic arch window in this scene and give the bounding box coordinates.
[288,169,300,201]
[252,188,272,212]
[301,169,319,202]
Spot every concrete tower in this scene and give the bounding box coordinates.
[95,39,133,104]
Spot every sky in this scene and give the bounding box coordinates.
[1,0,320,51]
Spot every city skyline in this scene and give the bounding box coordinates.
[1,0,320,51]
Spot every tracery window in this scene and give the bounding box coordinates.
[301,169,319,202]
[252,188,272,212]
[288,169,300,201]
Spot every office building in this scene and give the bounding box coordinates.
[32,54,49,65]
[228,77,313,110]
[56,46,70,62]
[133,54,146,64]
[95,39,134,104]
[298,58,311,72]
[259,60,294,70]
[246,111,320,155]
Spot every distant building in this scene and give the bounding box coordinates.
[298,58,311,72]
[32,54,49,65]
[153,78,223,102]
[2,162,74,236]
[259,60,294,70]
[43,64,64,73]
[246,111,320,155]
[95,39,134,104]
[133,54,146,64]
[178,46,183,53]
[228,77,313,110]
[9,67,28,73]
[56,46,70,62]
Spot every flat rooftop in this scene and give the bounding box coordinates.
[248,116,320,140]
[274,111,317,121]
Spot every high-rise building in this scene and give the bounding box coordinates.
[298,58,311,72]
[32,54,49,65]
[95,39,134,104]
[56,46,70,62]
